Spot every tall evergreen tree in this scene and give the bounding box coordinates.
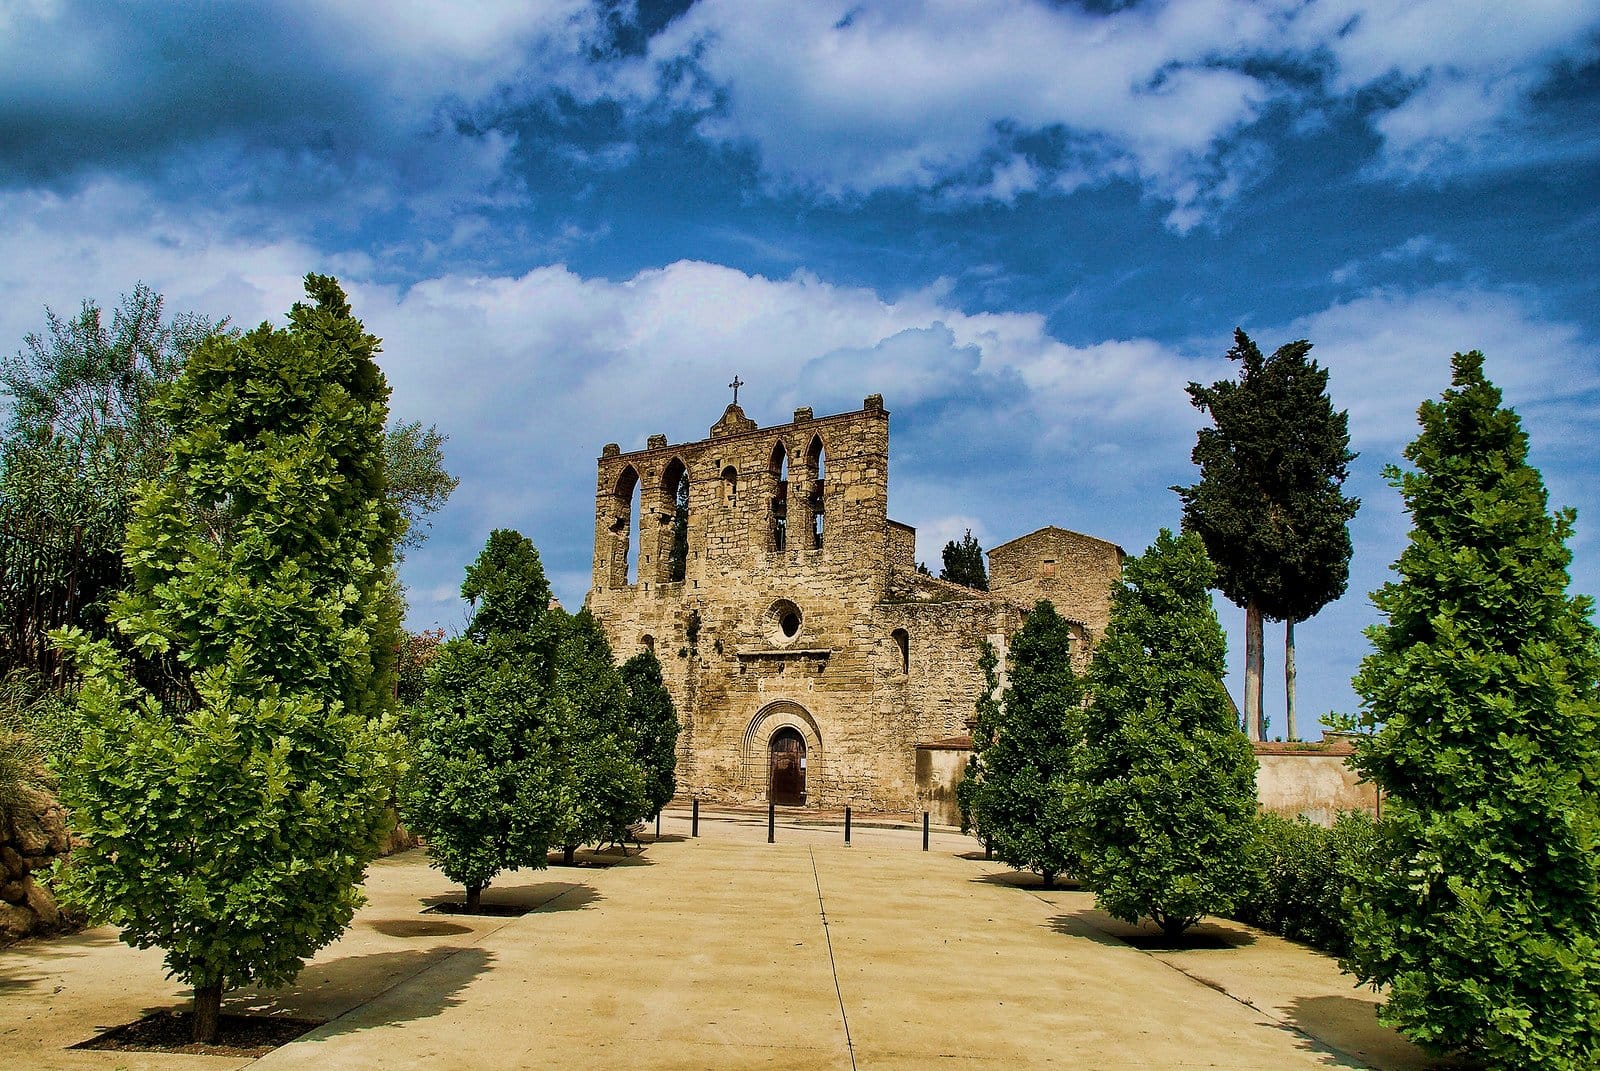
[1175,329,1358,739]
[1343,352,1600,1070]
[400,530,564,911]
[1078,530,1258,939]
[551,609,648,864]
[963,601,1082,886]
[54,276,403,1041]
[621,648,679,819]
[940,529,989,590]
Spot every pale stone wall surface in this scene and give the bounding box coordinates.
[1254,742,1378,826]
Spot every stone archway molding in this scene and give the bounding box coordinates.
[743,700,823,799]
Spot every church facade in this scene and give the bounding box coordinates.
[583,395,1124,811]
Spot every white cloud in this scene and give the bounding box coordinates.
[3,182,1596,722]
[583,0,1600,222]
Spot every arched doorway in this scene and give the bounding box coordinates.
[769,727,807,806]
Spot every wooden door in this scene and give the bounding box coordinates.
[769,728,806,806]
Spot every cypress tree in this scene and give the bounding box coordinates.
[1345,352,1600,1069]
[964,601,1082,886]
[1078,530,1258,939]
[551,609,648,864]
[1176,330,1358,740]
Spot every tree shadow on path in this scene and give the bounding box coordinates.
[1284,994,1478,1071]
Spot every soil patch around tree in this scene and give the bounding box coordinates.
[72,1011,325,1057]
[423,902,532,918]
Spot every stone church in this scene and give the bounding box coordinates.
[584,394,1124,812]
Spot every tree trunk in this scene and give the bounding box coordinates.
[1285,619,1297,742]
[563,844,576,866]
[192,981,223,1043]
[465,883,482,913]
[1244,601,1264,741]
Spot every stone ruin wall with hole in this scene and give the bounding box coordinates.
[584,396,1122,812]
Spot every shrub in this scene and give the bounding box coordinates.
[1235,811,1376,957]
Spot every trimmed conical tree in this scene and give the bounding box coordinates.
[1345,352,1600,1070]
[550,609,648,865]
[1078,529,1258,939]
[400,529,565,911]
[965,600,1083,887]
[55,276,403,1041]
[621,648,679,820]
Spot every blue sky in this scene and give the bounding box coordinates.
[2,0,1597,735]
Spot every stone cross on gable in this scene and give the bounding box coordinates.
[729,375,744,406]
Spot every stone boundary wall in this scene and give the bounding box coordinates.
[914,738,1377,830]
[1,785,79,943]
[1253,741,1378,826]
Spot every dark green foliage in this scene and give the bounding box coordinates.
[401,530,563,906]
[1344,352,1600,1070]
[963,601,1083,885]
[1234,812,1376,957]
[621,649,679,817]
[1175,329,1358,622]
[1175,329,1359,735]
[53,275,403,1040]
[551,609,649,860]
[1078,530,1259,938]
[1,285,219,681]
[940,529,988,590]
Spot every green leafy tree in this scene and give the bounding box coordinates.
[1175,330,1358,740]
[551,609,648,864]
[1078,530,1258,939]
[400,530,564,911]
[1,285,219,680]
[940,529,988,590]
[621,648,679,818]
[53,275,404,1042]
[385,420,460,557]
[1343,352,1600,1070]
[963,601,1083,886]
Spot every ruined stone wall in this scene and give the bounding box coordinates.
[586,400,1125,812]
[588,398,924,807]
[988,527,1123,639]
[1,786,78,943]
[886,520,917,574]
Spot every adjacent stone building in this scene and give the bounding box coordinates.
[584,395,1123,811]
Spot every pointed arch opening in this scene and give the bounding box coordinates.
[806,435,826,550]
[660,457,689,583]
[609,465,641,587]
[769,441,788,552]
[891,628,909,674]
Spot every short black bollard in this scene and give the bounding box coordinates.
[692,798,700,838]
[768,798,776,844]
[656,810,662,839]
[985,837,992,860]
[844,805,852,846]
[923,811,930,852]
